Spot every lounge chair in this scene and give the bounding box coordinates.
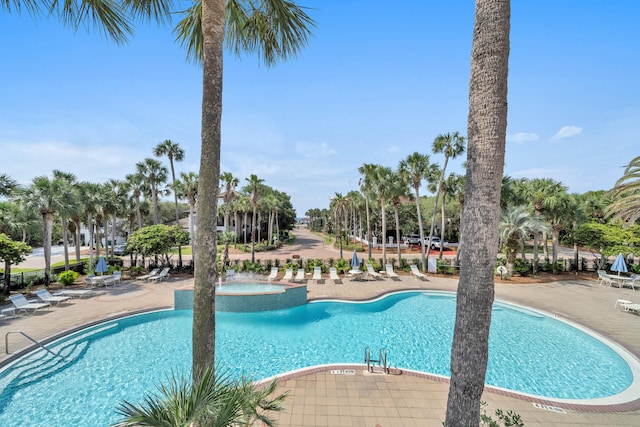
[225,269,236,281]
[366,264,384,280]
[267,267,279,281]
[410,265,428,281]
[138,268,159,281]
[312,266,322,283]
[329,267,342,284]
[282,268,293,281]
[385,264,400,279]
[9,294,50,315]
[35,289,72,306]
[112,271,122,284]
[53,289,92,299]
[293,269,305,283]
[149,267,170,282]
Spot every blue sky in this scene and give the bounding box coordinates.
[1,1,639,216]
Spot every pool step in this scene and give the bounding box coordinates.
[0,324,117,395]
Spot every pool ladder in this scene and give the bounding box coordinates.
[364,346,389,374]
[5,331,66,360]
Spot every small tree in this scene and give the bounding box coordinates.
[0,233,32,295]
[127,225,190,266]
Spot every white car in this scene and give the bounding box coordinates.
[113,244,128,255]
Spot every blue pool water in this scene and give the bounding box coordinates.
[0,292,636,426]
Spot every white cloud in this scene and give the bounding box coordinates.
[552,125,582,141]
[507,132,539,143]
[294,141,337,159]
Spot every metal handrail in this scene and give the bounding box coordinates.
[5,331,66,360]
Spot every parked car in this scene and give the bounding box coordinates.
[402,234,422,245]
[428,237,448,250]
[113,244,127,255]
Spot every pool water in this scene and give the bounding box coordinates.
[0,292,636,426]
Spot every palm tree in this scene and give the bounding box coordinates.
[0,174,17,197]
[398,152,432,272]
[371,166,394,266]
[606,155,640,225]
[114,367,287,427]
[358,163,378,260]
[389,172,410,264]
[125,172,146,230]
[154,139,185,265]
[19,175,65,286]
[52,170,79,270]
[77,182,102,269]
[426,132,466,269]
[220,172,239,268]
[174,0,315,377]
[445,1,510,425]
[330,192,349,260]
[246,174,264,263]
[522,178,567,271]
[175,172,199,264]
[499,206,548,276]
[136,158,168,225]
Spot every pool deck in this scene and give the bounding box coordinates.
[2,273,640,426]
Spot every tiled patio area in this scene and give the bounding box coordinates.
[2,273,640,426]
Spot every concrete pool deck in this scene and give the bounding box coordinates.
[2,273,640,426]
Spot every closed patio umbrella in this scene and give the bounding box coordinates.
[611,253,628,276]
[351,250,360,270]
[95,256,109,275]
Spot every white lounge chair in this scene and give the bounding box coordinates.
[267,267,279,281]
[410,265,428,281]
[312,266,322,283]
[53,289,92,299]
[35,289,72,306]
[366,264,384,280]
[329,267,341,284]
[138,268,159,281]
[293,269,305,282]
[149,267,170,282]
[9,294,50,315]
[282,268,293,281]
[112,271,122,284]
[385,264,400,279]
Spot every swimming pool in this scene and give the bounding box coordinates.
[0,291,638,426]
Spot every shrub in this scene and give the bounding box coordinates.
[57,270,79,286]
[513,258,532,277]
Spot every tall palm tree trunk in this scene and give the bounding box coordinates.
[192,0,225,379]
[42,212,53,286]
[365,197,372,260]
[446,0,510,424]
[251,206,257,262]
[415,189,427,272]
[440,195,446,259]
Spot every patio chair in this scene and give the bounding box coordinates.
[267,267,279,281]
[138,268,159,281]
[329,267,342,284]
[149,267,170,282]
[293,269,305,283]
[9,294,50,315]
[385,264,400,280]
[112,270,122,284]
[410,265,428,281]
[597,270,614,287]
[282,268,293,281]
[366,264,384,280]
[621,275,639,291]
[35,289,72,306]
